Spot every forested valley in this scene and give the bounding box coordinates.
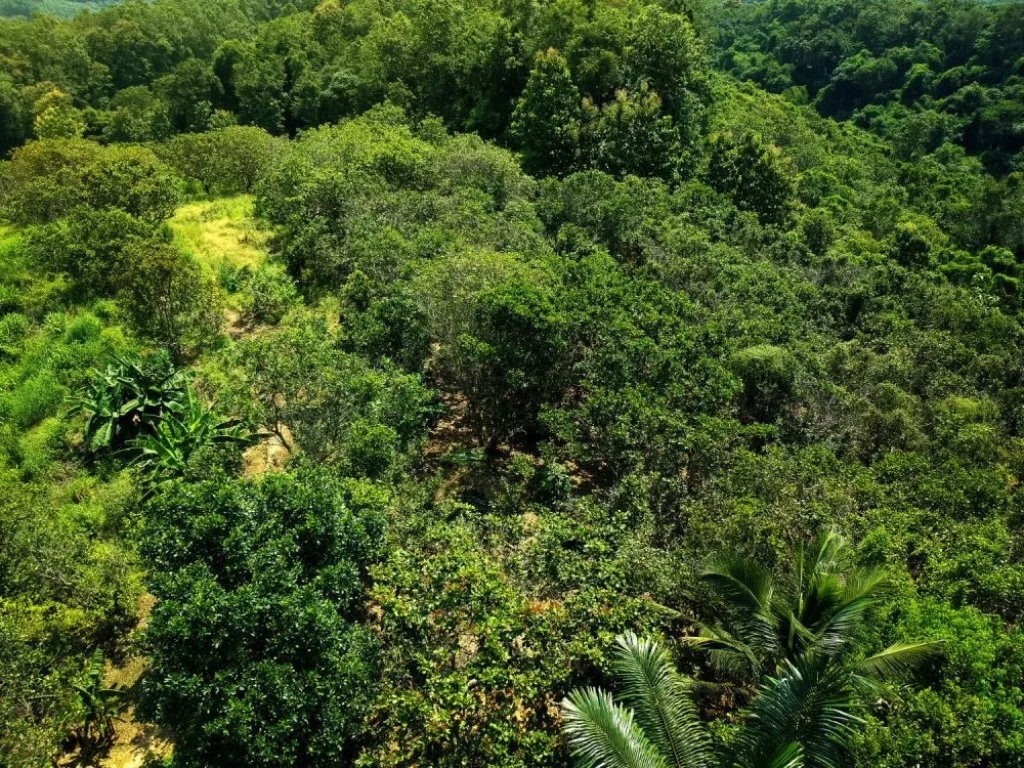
[0,0,1022,766]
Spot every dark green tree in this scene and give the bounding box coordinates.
[707,131,795,226]
[511,48,582,177]
[116,241,222,359]
[139,467,385,768]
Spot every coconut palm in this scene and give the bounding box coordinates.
[562,533,940,768]
[562,633,716,768]
[563,631,937,768]
[689,530,931,682]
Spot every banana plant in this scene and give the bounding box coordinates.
[70,350,188,453]
[70,648,124,749]
[123,387,248,488]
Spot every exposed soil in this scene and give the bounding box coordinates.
[59,595,173,768]
[243,423,294,478]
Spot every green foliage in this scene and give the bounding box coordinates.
[155,57,223,133]
[582,85,681,179]
[71,349,187,453]
[23,206,159,300]
[3,369,66,429]
[125,386,247,488]
[564,534,938,768]
[69,648,124,749]
[361,509,661,768]
[563,631,920,768]
[854,596,1024,768]
[729,344,798,424]
[155,125,281,194]
[238,260,300,325]
[419,256,566,447]
[115,240,222,358]
[1,0,1023,765]
[139,466,385,768]
[690,531,938,683]
[713,0,1024,175]
[0,468,141,768]
[32,88,86,139]
[1,140,179,225]
[511,49,583,177]
[706,131,795,226]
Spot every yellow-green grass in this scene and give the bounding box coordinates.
[168,195,271,275]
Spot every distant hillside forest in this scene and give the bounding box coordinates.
[1,1,1022,768]
[0,0,116,19]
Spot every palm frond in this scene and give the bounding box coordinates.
[613,633,716,768]
[855,641,943,683]
[804,530,846,578]
[702,558,779,663]
[804,568,887,656]
[703,558,775,616]
[735,655,862,768]
[737,740,804,768]
[562,688,671,768]
[683,626,762,681]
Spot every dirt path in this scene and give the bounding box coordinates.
[59,594,173,768]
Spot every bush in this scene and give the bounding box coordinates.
[730,344,799,423]
[229,312,432,474]
[3,370,65,428]
[63,313,104,345]
[0,312,28,356]
[155,126,281,194]
[240,261,300,325]
[23,207,157,299]
[139,467,386,768]
[116,242,222,359]
[2,140,179,225]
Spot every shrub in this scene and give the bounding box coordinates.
[231,313,432,473]
[240,261,300,325]
[63,313,104,345]
[0,312,28,356]
[71,350,189,453]
[117,242,222,359]
[24,207,156,299]
[2,140,179,225]
[140,467,386,768]
[4,370,65,429]
[155,126,281,194]
[729,344,799,423]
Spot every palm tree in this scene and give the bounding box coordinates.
[562,533,940,768]
[562,634,716,768]
[563,632,936,768]
[689,530,932,683]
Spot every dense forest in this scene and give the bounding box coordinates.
[0,0,1022,767]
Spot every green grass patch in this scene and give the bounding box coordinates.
[168,196,271,277]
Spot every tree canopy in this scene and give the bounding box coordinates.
[1,0,1023,767]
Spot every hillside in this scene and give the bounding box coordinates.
[0,0,116,19]
[1,1,1022,768]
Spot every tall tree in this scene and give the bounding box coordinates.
[511,48,582,177]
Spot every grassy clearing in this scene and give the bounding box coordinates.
[168,196,270,276]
